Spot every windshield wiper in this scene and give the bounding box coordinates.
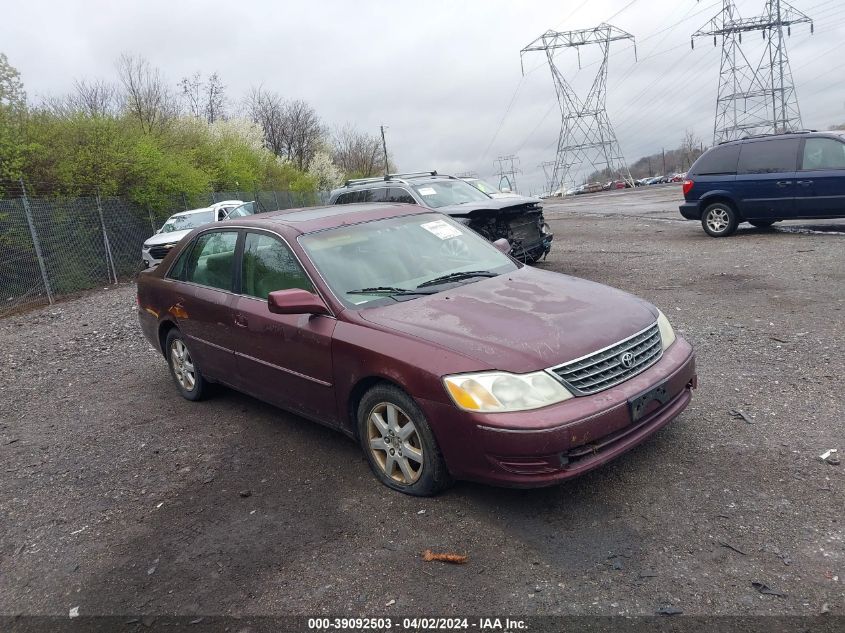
[416,270,498,288]
[347,286,438,297]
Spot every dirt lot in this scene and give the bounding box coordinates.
[1,185,843,618]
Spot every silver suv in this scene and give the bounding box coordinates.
[329,171,553,263]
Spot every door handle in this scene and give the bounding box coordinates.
[796,180,813,186]
[234,313,248,328]
[775,180,792,187]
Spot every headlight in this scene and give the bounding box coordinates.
[443,370,573,413]
[656,309,676,350]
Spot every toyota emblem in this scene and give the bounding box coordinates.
[619,351,635,368]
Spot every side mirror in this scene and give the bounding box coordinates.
[268,288,329,315]
[155,228,162,234]
[493,238,511,254]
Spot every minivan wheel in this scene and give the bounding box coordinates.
[749,219,776,228]
[357,384,452,496]
[165,329,208,401]
[701,203,739,237]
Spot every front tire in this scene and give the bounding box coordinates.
[357,384,451,496]
[701,202,739,237]
[165,329,208,401]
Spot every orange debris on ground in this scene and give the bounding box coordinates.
[422,549,468,564]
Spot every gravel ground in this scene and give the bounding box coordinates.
[1,187,843,619]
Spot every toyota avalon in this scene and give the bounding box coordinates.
[136,203,696,495]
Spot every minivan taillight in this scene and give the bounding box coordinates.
[682,179,694,196]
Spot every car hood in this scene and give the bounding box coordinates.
[143,229,191,248]
[435,196,543,218]
[358,267,658,373]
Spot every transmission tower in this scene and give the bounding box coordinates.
[494,155,521,193]
[692,0,813,143]
[521,24,636,191]
[539,160,557,195]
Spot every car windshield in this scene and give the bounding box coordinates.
[160,210,215,233]
[411,179,491,208]
[465,179,501,195]
[226,202,255,218]
[299,213,517,307]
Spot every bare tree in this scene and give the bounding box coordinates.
[282,99,323,170]
[246,89,323,169]
[331,124,384,177]
[245,86,286,156]
[204,73,226,123]
[116,53,177,133]
[40,80,119,118]
[681,129,702,169]
[180,71,226,123]
[179,72,203,119]
[73,79,119,116]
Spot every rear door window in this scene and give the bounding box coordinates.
[386,188,416,203]
[368,188,388,202]
[691,144,740,175]
[183,231,239,291]
[738,139,800,174]
[801,137,845,170]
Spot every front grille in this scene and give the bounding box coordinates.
[149,245,174,260]
[549,323,662,395]
[508,216,542,245]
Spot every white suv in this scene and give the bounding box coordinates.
[141,200,243,269]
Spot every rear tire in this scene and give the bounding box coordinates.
[357,384,452,496]
[165,329,209,401]
[749,219,776,228]
[701,202,739,237]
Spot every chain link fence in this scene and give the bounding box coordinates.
[0,182,330,317]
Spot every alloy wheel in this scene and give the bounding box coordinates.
[366,402,424,485]
[705,207,730,234]
[170,339,196,391]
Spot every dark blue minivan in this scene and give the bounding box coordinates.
[679,131,845,237]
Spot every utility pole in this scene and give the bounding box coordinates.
[520,23,636,188]
[380,125,389,176]
[662,148,666,174]
[692,0,813,142]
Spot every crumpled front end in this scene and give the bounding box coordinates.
[443,199,554,263]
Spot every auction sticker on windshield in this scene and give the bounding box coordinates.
[421,220,462,240]
[417,187,437,196]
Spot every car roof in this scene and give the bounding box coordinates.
[331,172,462,195]
[170,207,213,218]
[716,130,844,146]
[217,203,433,234]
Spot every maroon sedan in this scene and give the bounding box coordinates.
[137,203,696,496]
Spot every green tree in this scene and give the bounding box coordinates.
[0,53,27,182]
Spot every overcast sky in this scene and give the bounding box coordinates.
[5,0,845,193]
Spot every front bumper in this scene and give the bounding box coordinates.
[679,201,700,220]
[512,228,554,262]
[141,250,163,270]
[419,337,696,487]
